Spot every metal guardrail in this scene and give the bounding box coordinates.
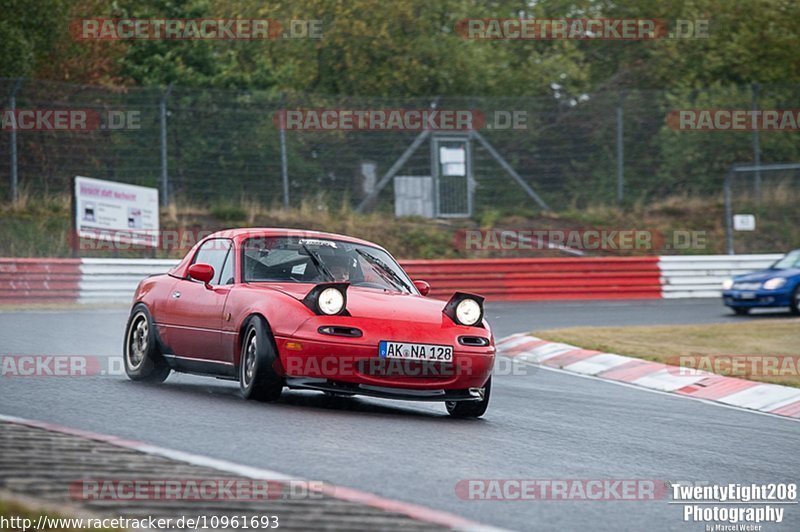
[79,258,179,304]
[0,255,782,304]
[402,257,662,300]
[0,258,82,303]
[658,254,782,298]
[79,257,664,302]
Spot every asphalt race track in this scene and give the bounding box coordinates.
[1,299,798,531]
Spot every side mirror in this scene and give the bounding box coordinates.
[413,280,431,296]
[188,263,215,286]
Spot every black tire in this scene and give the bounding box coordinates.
[791,286,800,316]
[446,377,491,418]
[239,317,284,402]
[124,304,170,383]
[732,307,751,316]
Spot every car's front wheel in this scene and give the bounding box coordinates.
[791,286,800,316]
[732,307,751,316]
[239,317,284,402]
[446,377,491,418]
[124,304,170,382]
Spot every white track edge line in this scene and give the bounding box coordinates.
[0,413,510,532]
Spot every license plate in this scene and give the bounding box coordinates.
[740,292,756,299]
[379,341,453,362]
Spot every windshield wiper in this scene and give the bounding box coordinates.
[300,243,335,282]
[356,249,412,293]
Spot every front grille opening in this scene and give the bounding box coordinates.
[458,336,490,347]
[357,359,454,379]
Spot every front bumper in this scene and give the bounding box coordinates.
[274,335,495,391]
[285,377,486,402]
[722,289,792,308]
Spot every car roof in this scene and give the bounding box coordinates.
[205,227,386,250]
[169,228,391,279]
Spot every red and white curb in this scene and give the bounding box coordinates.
[0,414,507,532]
[497,334,800,420]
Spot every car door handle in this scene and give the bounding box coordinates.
[171,291,181,299]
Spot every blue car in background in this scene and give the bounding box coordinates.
[722,249,800,315]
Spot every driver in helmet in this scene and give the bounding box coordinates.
[325,254,355,283]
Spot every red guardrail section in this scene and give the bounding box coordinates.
[0,256,661,304]
[0,259,81,304]
[399,257,662,301]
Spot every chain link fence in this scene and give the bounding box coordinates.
[724,163,800,254]
[2,78,799,215]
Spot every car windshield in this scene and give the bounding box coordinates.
[242,236,415,294]
[772,250,800,270]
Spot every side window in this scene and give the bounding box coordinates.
[218,246,234,285]
[192,239,232,285]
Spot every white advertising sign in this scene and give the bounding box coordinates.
[440,146,466,177]
[733,214,756,231]
[74,176,159,247]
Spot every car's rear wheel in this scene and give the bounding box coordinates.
[446,377,491,418]
[239,317,284,402]
[732,307,750,315]
[791,286,800,316]
[124,304,170,382]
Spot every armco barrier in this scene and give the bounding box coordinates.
[0,254,781,304]
[0,259,82,304]
[659,254,782,298]
[79,258,179,304]
[401,257,662,300]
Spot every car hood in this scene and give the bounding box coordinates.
[245,282,452,323]
[734,268,800,282]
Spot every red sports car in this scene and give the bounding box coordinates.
[124,228,495,417]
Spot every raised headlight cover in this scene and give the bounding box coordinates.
[302,282,349,316]
[443,291,485,327]
[456,298,482,325]
[318,287,345,315]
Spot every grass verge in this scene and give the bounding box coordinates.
[2,189,798,258]
[535,319,800,387]
[0,498,122,531]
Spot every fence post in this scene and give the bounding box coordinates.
[9,78,23,203]
[724,167,734,255]
[751,83,761,197]
[615,91,626,205]
[279,93,289,208]
[159,83,173,207]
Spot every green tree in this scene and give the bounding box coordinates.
[0,0,69,78]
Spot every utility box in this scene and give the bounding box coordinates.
[432,135,473,217]
[394,176,434,218]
